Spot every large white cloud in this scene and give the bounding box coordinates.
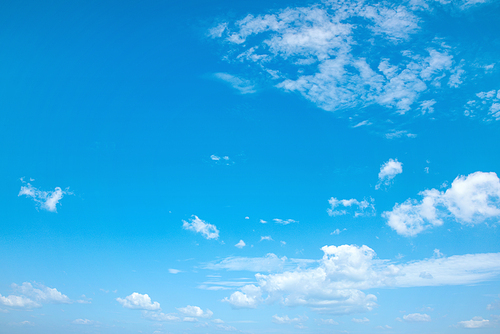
[0,282,72,309]
[116,293,161,310]
[456,316,492,329]
[210,0,465,126]
[222,244,500,314]
[18,179,71,212]
[0,294,40,308]
[384,171,500,236]
[182,216,220,240]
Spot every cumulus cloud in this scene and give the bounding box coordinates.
[18,178,72,212]
[116,293,161,310]
[235,240,246,248]
[182,216,220,240]
[383,171,500,236]
[222,244,500,314]
[177,305,213,318]
[403,313,431,322]
[210,0,464,128]
[327,197,375,217]
[456,316,491,328]
[214,73,256,94]
[0,282,72,309]
[376,159,403,189]
[260,236,273,242]
[352,317,369,323]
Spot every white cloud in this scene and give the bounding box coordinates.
[0,294,40,308]
[384,171,500,236]
[182,216,220,240]
[142,311,180,322]
[376,159,403,189]
[204,253,287,272]
[456,316,491,328]
[403,313,431,322]
[72,319,95,325]
[385,130,417,139]
[214,73,256,94]
[260,236,273,241]
[352,317,369,323]
[168,269,181,274]
[235,240,246,248]
[222,244,500,313]
[327,197,375,217]
[177,305,213,318]
[318,318,338,325]
[18,179,71,212]
[116,293,161,310]
[273,218,298,225]
[464,89,500,121]
[211,1,463,127]
[272,314,307,324]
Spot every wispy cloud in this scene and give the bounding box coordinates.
[213,73,256,94]
[464,89,500,122]
[327,197,375,217]
[18,178,72,212]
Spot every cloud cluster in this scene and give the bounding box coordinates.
[222,244,500,314]
[182,216,220,240]
[464,89,500,122]
[0,282,71,309]
[210,0,464,126]
[18,178,71,212]
[383,171,500,236]
[376,159,403,189]
[327,197,375,217]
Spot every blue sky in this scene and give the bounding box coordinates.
[1,0,500,333]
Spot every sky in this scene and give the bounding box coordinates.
[1,0,500,333]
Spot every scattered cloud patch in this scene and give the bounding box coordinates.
[385,130,417,139]
[204,253,287,272]
[116,293,160,310]
[182,216,220,240]
[403,313,431,322]
[142,311,180,322]
[464,89,500,121]
[376,159,403,189]
[456,316,491,328]
[72,319,95,325]
[1,282,72,309]
[18,178,72,212]
[328,197,375,217]
[272,314,307,324]
[318,318,338,325]
[383,171,500,236]
[260,236,273,242]
[273,218,298,225]
[177,305,213,318]
[168,269,182,274]
[330,228,346,235]
[210,155,233,165]
[352,317,369,323]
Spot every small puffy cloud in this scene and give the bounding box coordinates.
[168,269,181,274]
[327,197,375,217]
[222,285,262,309]
[235,240,246,249]
[182,216,220,240]
[259,219,267,224]
[18,179,72,212]
[384,171,500,236]
[403,313,431,322]
[177,305,213,318]
[260,236,273,242]
[318,318,338,325]
[352,317,369,323]
[210,155,233,165]
[72,319,95,325]
[116,293,160,310]
[272,314,307,324]
[456,316,491,328]
[376,159,403,189]
[214,73,256,94]
[273,219,298,225]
